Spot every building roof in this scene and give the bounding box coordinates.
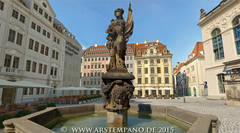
[0,79,51,88]
[84,43,136,57]
[185,42,204,65]
[174,42,204,74]
[135,42,172,57]
[174,62,185,74]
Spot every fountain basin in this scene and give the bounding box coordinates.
[3,104,218,133]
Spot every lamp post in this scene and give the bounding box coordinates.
[181,71,186,103]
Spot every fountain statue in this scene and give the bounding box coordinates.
[101,2,135,127]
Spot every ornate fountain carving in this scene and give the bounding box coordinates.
[101,2,135,113]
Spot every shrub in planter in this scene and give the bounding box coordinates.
[0,114,13,128]
[37,105,47,111]
[47,103,56,107]
[15,110,31,118]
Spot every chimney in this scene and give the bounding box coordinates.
[95,44,98,47]
[136,42,139,45]
[156,39,159,43]
[144,40,147,44]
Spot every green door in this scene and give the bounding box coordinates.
[193,87,197,97]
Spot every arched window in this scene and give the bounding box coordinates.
[232,15,240,55]
[212,28,224,60]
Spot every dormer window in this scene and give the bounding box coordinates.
[150,49,154,54]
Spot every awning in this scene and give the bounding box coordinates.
[0,79,50,88]
[160,88,173,90]
[56,87,101,91]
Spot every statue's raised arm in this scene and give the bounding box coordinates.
[124,2,134,42]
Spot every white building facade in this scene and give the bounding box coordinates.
[198,0,240,98]
[0,0,66,105]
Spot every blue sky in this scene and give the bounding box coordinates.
[48,0,222,67]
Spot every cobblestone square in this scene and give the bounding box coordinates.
[132,97,240,133]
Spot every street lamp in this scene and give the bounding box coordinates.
[181,71,186,103]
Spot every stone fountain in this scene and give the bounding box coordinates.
[101,2,135,127]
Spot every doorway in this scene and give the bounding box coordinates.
[193,87,197,97]
[2,88,16,105]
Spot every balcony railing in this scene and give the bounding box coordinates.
[0,67,23,76]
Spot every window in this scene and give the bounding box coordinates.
[23,88,28,95]
[212,28,224,60]
[26,60,31,72]
[47,32,50,38]
[151,67,154,74]
[49,16,52,22]
[29,39,34,49]
[164,67,169,74]
[41,88,45,94]
[192,76,196,82]
[56,52,59,60]
[44,13,48,19]
[164,59,168,63]
[0,1,4,11]
[32,62,36,72]
[4,54,12,67]
[130,64,133,68]
[165,77,169,84]
[145,78,148,84]
[102,64,104,68]
[54,68,57,76]
[144,68,148,74]
[37,25,41,32]
[157,59,161,63]
[138,78,142,84]
[33,3,38,11]
[40,44,45,54]
[137,68,141,74]
[31,22,36,30]
[13,57,19,68]
[39,8,43,14]
[19,15,25,23]
[43,65,47,74]
[158,77,161,84]
[29,88,33,95]
[34,41,39,52]
[38,64,42,73]
[157,67,161,73]
[150,49,154,54]
[151,77,155,84]
[191,65,195,72]
[45,46,49,56]
[16,33,23,45]
[137,61,141,65]
[233,15,240,55]
[50,67,54,75]
[36,88,40,95]
[12,9,19,19]
[144,60,148,64]
[52,50,55,58]
[43,29,46,36]
[8,29,16,43]
[150,59,154,64]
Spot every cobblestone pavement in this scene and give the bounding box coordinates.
[131,97,240,133]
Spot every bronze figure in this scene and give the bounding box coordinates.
[102,2,135,112]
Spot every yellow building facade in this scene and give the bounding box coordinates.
[133,41,173,97]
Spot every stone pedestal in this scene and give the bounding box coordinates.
[101,70,135,127]
[107,110,128,127]
[224,74,240,106]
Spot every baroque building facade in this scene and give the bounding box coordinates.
[0,0,80,105]
[134,41,173,97]
[198,0,240,98]
[80,44,135,89]
[174,42,206,97]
